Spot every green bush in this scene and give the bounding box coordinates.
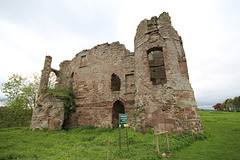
[0,105,32,128]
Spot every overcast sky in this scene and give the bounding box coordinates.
[0,0,239,109]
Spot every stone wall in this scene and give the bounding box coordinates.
[30,93,64,130]
[58,42,136,127]
[38,56,52,96]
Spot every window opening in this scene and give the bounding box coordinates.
[80,55,87,67]
[111,73,121,91]
[70,72,74,85]
[147,47,167,85]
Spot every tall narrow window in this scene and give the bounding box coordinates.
[111,73,121,91]
[147,47,167,85]
[70,72,74,85]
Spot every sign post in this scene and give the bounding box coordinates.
[119,114,129,151]
[119,124,121,151]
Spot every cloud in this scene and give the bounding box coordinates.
[0,0,240,108]
[116,0,240,107]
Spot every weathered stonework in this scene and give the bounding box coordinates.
[31,12,203,133]
[30,55,65,131]
[30,93,64,130]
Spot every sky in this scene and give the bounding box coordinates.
[0,0,240,109]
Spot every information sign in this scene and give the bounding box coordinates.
[119,114,128,128]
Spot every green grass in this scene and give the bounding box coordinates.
[0,127,204,159]
[170,111,240,160]
[0,111,239,159]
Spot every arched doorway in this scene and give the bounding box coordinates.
[112,100,125,126]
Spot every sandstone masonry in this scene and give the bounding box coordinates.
[30,12,203,133]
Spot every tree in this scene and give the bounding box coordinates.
[233,96,240,111]
[1,73,39,109]
[212,103,223,111]
[220,97,240,112]
[0,72,57,128]
[220,99,227,111]
[226,98,234,111]
[0,73,40,128]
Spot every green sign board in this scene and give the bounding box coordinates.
[119,114,128,127]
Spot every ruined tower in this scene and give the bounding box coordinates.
[132,12,203,132]
[30,12,203,133]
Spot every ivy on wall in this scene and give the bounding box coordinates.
[42,86,76,121]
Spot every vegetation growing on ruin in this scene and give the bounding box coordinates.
[42,86,76,120]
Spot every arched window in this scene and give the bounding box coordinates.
[111,73,121,91]
[147,47,167,85]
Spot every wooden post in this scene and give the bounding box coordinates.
[164,124,169,151]
[126,127,129,151]
[107,137,110,160]
[119,125,121,151]
[192,130,195,142]
[154,127,160,154]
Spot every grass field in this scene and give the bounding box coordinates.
[170,111,240,160]
[0,111,239,159]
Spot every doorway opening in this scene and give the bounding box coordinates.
[112,100,125,126]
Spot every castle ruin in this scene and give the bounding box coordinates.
[30,12,203,133]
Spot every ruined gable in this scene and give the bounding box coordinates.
[30,12,203,133]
